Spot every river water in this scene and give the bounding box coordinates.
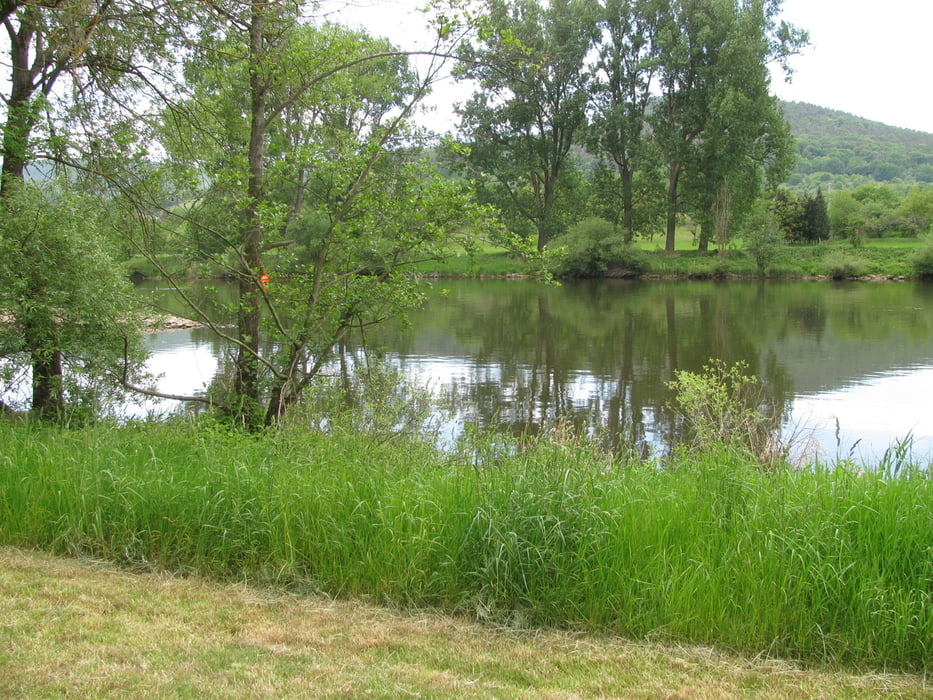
[127,278,933,465]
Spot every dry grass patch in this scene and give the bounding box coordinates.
[0,546,929,699]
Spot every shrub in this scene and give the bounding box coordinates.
[550,217,648,277]
[910,238,933,279]
[742,208,785,275]
[822,251,867,279]
[603,238,649,276]
[667,360,785,466]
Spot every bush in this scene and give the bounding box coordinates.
[666,360,784,466]
[550,217,648,277]
[910,238,933,279]
[822,251,867,279]
[742,208,785,275]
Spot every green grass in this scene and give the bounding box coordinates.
[124,233,927,281]
[0,418,930,672]
[407,244,542,277]
[636,236,919,279]
[403,233,926,280]
[632,227,699,253]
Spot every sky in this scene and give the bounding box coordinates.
[770,0,933,134]
[326,0,933,135]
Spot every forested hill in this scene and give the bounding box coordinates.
[780,101,933,190]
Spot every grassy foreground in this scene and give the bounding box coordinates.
[2,547,930,699]
[0,419,931,674]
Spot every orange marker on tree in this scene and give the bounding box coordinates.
[259,270,270,289]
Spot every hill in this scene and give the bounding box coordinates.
[780,101,933,191]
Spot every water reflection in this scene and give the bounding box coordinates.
[135,328,220,418]
[358,279,933,461]
[792,367,933,462]
[7,279,931,463]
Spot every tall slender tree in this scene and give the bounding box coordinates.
[650,0,805,253]
[454,0,599,251]
[140,4,495,427]
[588,0,665,242]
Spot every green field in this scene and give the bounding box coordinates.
[407,234,925,279]
[125,229,931,281]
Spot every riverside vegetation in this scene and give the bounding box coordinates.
[1,365,930,674]
[131,234,933,281]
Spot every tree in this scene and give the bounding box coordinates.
[0,0,178,418]
[587,0,665,242]
[134,4,496,428]
[0,180,145,419]
[772,187,827,244]
[856,184,902,235]
[741,201,784,275]
[896,185,933,237]
[454,0,598,251]
[828,190,866,247]
[651,0,805,254]
[1,0,184,192]
[771,188,806,242]
[800,188,829,242]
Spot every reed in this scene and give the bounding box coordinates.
[0,419,930,671]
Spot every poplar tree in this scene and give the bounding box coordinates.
[454,0,599,251]
[588,0,665,242]
[649,0,805,253]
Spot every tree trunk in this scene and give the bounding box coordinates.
[31,349,64,420]
[665,163,681,253]
[0,10,34,196]
[697,221,711,252]
[2,9,65,419]
[536,170,558,252]
[233,1,267,428]
[23,317,65,419]
[712,182,733,259]
[620,166,634,244]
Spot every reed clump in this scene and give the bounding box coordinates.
[0,418,930,672]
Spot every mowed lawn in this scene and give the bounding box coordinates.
[1,547,929,699]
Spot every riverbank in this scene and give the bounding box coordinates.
[422,238,924,280]
[127,237,930,282]
[1,419,930,673]
[2,546,928,699]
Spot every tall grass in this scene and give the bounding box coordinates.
[0,419,930,671]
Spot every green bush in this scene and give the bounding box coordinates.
[550,217,648,277]
[742,208,785,275]
[910,238,933,279]
[822,251,867,279]
[667,360,783,465]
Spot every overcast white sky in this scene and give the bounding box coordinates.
[771,0,933,134]
[326,0,933,135]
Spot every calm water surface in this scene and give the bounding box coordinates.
[134,279,933,464]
